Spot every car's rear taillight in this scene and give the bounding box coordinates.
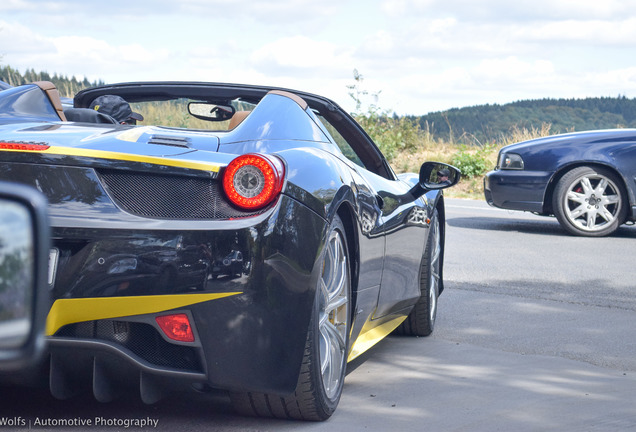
[0,141,50,151]
[155,314,195,343]
[222,153,285,210]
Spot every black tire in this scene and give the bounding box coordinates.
[552,166,627,237]
[394,208,441,337]
[230,215,351,421]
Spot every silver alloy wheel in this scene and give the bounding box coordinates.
[318,228,349,400]
[563,172,622,233]
[428,213,441,324]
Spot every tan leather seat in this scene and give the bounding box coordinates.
[33,81,67,121]
[228,111,250,129]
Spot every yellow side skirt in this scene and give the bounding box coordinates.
[347,315,407,362]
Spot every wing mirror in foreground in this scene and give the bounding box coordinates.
[0,182,50,372]
[408,162,461,199]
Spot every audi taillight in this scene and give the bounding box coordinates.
[222,153,285,210]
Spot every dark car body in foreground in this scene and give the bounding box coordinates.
[0,81,459,420]
[0,181,50,371]
[484,129,636,236]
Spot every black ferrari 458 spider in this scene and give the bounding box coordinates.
[0,80,459,420]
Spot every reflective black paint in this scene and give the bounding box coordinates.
[0,81,454,400]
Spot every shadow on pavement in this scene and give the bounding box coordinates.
[447,216,636,238]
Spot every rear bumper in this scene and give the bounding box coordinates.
[38,195,328,399]
[484,169,552,213]
[48,337,206,403]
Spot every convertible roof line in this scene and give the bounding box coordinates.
[33,81,67,122]
[73,81,332,112]
[267,90,308,110]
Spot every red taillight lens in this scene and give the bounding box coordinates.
[155,314,195,343]
[0,141,50,151]
[222,153,285,210]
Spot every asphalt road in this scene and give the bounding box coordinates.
[2,198,635,431]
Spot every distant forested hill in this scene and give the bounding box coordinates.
[410,96,636,144]
[0,65,104,98]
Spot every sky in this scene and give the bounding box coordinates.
[2,0,636,115]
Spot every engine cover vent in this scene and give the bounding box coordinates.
[148,135,191,148]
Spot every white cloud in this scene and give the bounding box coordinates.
[3,1,636,115]
[0,0,32,12]
[380,59,636,114]
[519,18,636,46]
[250,36,354,77]
[381,0,436,16]
[0,21,173,82]
[577,67,636,96]
[0,20,56,54]
[164,0,346,23]
[473,57,555,82]
[382,0,636,21]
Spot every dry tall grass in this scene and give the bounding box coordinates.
[391,123,554,199]
[133,101,231,130]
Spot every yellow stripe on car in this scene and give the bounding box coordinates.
[44,146,221,172]
[46,292,240,336]
[0,145,222,173]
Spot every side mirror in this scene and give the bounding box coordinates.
[188,102,235,121]
[408,162,461,199]
[0,182,50,371]
[420,162,461,190]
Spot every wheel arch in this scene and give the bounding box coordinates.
[424,190,446,294]
[543,162,632,217]
[335,202,360,322]
[434,194,446,294]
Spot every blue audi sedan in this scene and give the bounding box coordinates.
[484,129,636,237]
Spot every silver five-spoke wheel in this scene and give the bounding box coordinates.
[318,226,349,399]
[553,166,626,237]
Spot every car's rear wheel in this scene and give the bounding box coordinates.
[393,208,440,337]
[230,215,350,421]
[552,166,627,237]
